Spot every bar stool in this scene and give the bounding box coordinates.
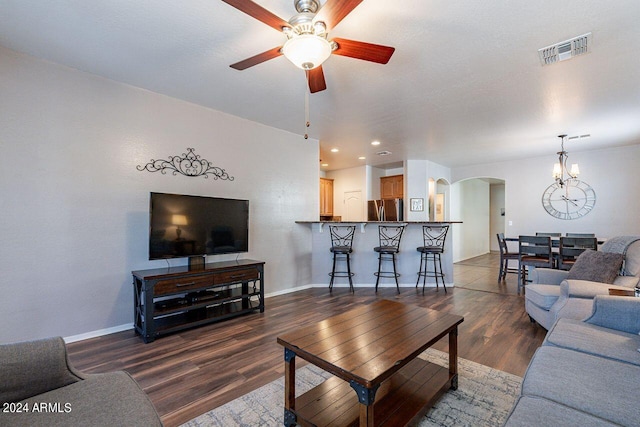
[416,225,449,293]
[329,225,355,292]
[374,225,405,293]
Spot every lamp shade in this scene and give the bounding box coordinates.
[282,34,332,70]
[172,214,188,226]
[570,163,580,176]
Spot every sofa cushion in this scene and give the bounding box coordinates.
[1,372,162,427]
[566,250,623,284]
[504,395,620,427]
[544,318,640,366]
[522,346,640,426]
[525,284,561,310]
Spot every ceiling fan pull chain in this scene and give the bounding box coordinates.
[304,88,310,139]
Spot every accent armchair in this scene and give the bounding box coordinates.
[524,237,640,329]
[0,337,162,427]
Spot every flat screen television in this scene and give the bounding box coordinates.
[149,192,249,260]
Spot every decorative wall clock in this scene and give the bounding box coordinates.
[541,179,596,220]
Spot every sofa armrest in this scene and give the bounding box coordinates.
[531,268,568,285]
[612,275,640,288]
[559,279,632,299]
[584,295,640,334]
[0,337,84,403]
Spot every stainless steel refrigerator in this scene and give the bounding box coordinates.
[367,199,404,221]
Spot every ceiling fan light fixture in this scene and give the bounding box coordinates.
[282,34,332,70]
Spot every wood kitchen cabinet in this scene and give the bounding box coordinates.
[381,174,404,199]
[320,177,334,217]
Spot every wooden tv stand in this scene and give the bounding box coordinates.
[132,259,264,343]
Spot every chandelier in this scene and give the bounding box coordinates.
[552,134,579,187]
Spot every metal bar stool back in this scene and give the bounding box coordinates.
[374,225,405,293]
[416,225,450,293]
[329,225,356,292]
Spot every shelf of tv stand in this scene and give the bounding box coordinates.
[154,299,261,334]
[132,259,265,343]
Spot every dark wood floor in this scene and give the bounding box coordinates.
[67,252,545,427]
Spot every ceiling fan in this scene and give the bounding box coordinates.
[222,0,395,93]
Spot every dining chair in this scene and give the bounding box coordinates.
[565,233,596,237]
[497,233,519,282]
[518,235,553,294]
[536,232,561,248]
[557,236,598,270]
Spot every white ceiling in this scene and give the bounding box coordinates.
[1,0,639,171]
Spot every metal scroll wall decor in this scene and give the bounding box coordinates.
[137,148,234,181]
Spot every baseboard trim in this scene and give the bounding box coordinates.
[64,323,133,343]
[264,284,313,298]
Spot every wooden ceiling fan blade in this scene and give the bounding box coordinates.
[332,38,395,64]
[314,0,363,31]
[230,46,283,70]
[306,66,327,93]
[221,0,290,32]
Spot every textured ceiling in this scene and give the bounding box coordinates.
[1,0,639,171]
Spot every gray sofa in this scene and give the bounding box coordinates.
[525,237,640,330]
[0,337,162,427]
[505,295,640,426]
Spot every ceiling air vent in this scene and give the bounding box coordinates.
[376,150,392,156]
[538,33,592,66]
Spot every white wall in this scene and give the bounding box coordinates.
[453,144,640,239]
[405,160,428,221]
[326,166,367,221]
[367,166,385,200]
[0,47,318,343]
[450,179,490,261]
[405,160,452,222]
[489,184,506,251]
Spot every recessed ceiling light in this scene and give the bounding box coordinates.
[371,140,381,146]
[321,163,329,167]
[358,156,366,160]
[330,148,339,153]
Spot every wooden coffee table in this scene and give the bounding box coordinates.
[277,299,464,427]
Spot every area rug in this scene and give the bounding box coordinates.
[182,348,522,427]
